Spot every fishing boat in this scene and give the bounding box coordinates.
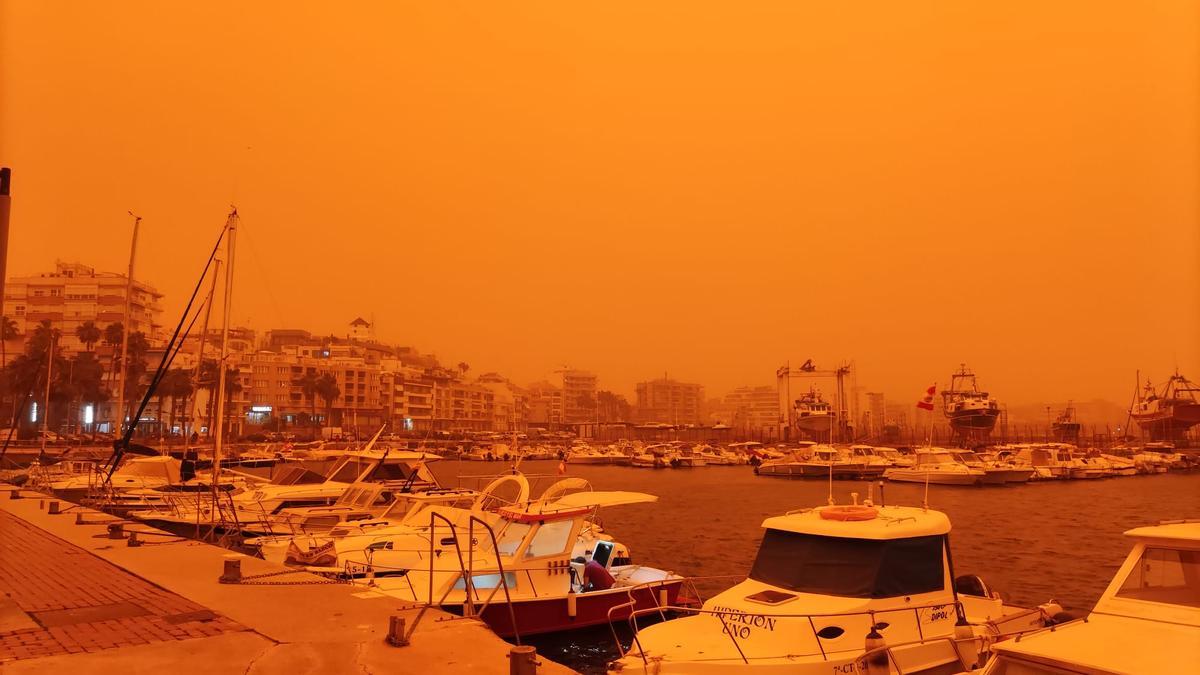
[1129,371,1200,442]
[793,387,835,440]
[941,364,1001,441]
[978,520,1200,674]
[611,496,1062,673]
[884,450,984,485]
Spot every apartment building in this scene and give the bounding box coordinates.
[635,377,706,426]
[5,261,164,350]
[711,385,779,434]
[560,369,597,424]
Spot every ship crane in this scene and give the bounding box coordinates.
[775,360,853,443]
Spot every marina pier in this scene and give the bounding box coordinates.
[0,484,575,674]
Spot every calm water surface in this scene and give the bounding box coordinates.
[431,460,1200,673]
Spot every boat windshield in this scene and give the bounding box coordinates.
[1115,546,1200,608]
[749,530,945,598]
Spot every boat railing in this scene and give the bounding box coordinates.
[613,596,973,667]
[605,574,741,660]
[401,510,522,645]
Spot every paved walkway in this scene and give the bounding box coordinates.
[0,489,576,674]
[0,511,244,662]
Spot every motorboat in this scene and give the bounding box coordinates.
[884,450,984,485]
[611,497,1062,673]
[128,449,440,535]
[848,445,896,473]
[978,520,1200,674]
[321,476,685,638]
[1001,445,1069,480]
[754,449,813,478]
[1066,449,1113,479]
[872,447,914,468]
[799,445,881,479]
[972,450,1035,483]
[951,451,1021,485]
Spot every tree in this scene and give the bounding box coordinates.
[295,371,320,429]
[103,322,123,390]
[0,316,20,415]
[157,369,193,438]
[315,372,340,428]
[75,321,101,352]
[457,362,470,377]
[197,359,242,438]
[597,390,632,423]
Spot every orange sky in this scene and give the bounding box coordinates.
[1,2,1197,406]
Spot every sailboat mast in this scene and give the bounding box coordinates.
[211,209,238,500]
[115,213,142,436]
[39,331,55,455]
[189,259,220,442]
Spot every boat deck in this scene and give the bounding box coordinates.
[0,485,576,674]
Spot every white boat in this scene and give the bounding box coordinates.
[884,450,984,485]
[793,387,835,439]
[129,449,440,535]
[978,520,1200,674]
[311,476,685,638]
[951,451,1015,485]
[972,450,1035,483]
[612,498,1061,673]
[848,445,896,474]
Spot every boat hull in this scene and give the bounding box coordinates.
[458,580,684,638]
[885,470,980,486]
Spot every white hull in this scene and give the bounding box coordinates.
[885,469,981,485]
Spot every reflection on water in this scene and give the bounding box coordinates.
[432,460,1200,673]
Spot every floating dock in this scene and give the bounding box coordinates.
[0,486,575,674]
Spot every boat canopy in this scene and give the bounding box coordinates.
[509,491,658,521]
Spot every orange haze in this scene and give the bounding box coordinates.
[1,2,1197,407]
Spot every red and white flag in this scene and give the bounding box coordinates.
[916,384,936,410]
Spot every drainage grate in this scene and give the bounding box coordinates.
[32,601,151,627]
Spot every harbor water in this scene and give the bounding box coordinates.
[432,460,1200,673]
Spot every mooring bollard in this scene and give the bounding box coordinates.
[509,645,538,675]
[48,501,61,515]
[75,512,86,525]
[127,531,142,547]
[107,522,125,539]
[8,490,19,500]
[386,615,408,647]
[219,556,242,584]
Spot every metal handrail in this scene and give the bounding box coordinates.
[467,514,521,645]
[404,511,473,643]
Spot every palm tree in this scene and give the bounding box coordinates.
[103,322,123,391]
[156,369,193,438]
[458,362,470,377]
[75,321,101,352]
[0,316,20,415]
[315,372,340,429]
[295,371,320,432]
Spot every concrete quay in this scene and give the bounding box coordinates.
[0,486,575,674]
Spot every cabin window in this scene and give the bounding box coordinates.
[365,462,412,482]
[749,530,945,598]
[329,459,371,483]
[1116,547,1200,608]
[496,522,533,556]
[525,520,575,559]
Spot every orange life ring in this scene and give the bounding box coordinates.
[819,505,878,521]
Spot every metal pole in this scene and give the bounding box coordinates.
[212,209,237,504]
[40,331,55,455]
[0,168,11,326]
[115,213,142,436]
[189,259,220,441]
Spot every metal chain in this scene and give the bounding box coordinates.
[235,569,349,586]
